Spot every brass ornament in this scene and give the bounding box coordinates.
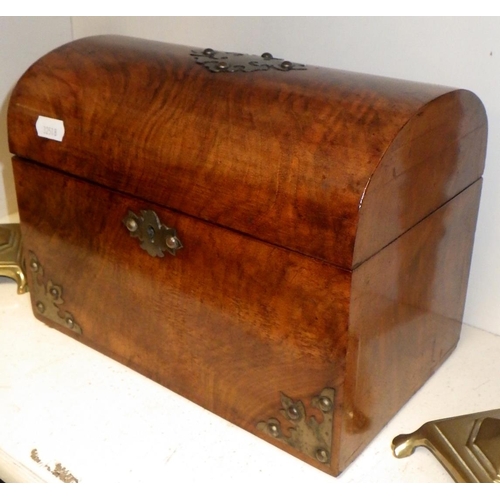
[28,252,82,335]
[0,224,28,294]
[123,210,182,257]
[393,408,500,483]
[191,48,306,73]
[257,388,334,465]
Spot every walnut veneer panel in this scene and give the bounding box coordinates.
[8,36,486,269]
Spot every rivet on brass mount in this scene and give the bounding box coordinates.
[0,224,28,294]
[28,251,82,335]
[191,49,307,73]
[393,407,500,482]
[257,387,335,465]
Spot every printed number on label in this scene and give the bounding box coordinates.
[36,116,65,142]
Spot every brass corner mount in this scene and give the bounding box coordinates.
[27,251,82,335]
[257,387,335,466]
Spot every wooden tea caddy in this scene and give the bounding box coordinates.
[5,35,487,476]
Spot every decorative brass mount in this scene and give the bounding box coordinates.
[0,223,27,294]
[123,210,182,258]
[191,48,307,73]
[393,408,500,483]
[28,252,82,335]
[257,388,334,465]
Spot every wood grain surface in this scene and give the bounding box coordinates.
[13,157,349,474]
[8,35,487,269]
[342,180,483,468]
[8,36,488,476]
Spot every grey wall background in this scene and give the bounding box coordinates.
[0,17,73,216]
[2,17,500,337]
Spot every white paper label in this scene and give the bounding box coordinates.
[35,116,65,142]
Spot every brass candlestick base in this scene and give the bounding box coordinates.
[393,408,500,483]
[0,223,27,294]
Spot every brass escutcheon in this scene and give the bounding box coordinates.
[123,209,182,258]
